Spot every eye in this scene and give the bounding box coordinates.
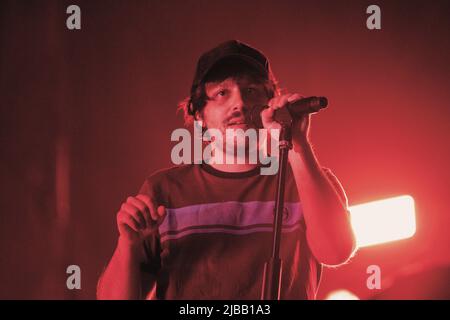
[246,87,258,94]
[213,89,229,99]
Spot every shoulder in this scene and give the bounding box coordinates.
[138,164,197,199]
[140,164,198,191]
[147,164,198,182]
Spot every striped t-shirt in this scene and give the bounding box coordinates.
[139,163,333,299]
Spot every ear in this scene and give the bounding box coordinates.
[195,111,205,126]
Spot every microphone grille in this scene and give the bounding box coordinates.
[319,97,328,107]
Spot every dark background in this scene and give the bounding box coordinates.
[1,0,449,299]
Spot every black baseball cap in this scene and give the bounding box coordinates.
[190,40,271,93]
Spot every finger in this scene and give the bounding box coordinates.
[269,95,289,110]
[268,96,281,109]
[157,205,167,219]
[118,210,140,232]
[127,197,151,228]
[136,193,151,204]
[287,93,304,103]
[261,105,275,119]
[136,194,158,221]
[136,194,159,221]
[120,223,138,239]
[122,202,145,227]
[121,202,145,228]
[276,95,290,109]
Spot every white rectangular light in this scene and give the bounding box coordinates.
[349,195,416,248]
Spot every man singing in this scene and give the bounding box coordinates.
[97,40,356,300]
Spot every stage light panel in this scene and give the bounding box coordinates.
[349,195,416,248]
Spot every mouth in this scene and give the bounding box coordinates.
[226,119,249,129]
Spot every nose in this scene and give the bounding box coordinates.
[230,87,247,113]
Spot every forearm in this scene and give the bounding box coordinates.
[288,140,355,265]
[97,239,143,300]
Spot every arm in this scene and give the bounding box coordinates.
[96,238,147,300]
[288,140,356,266]
[261,92,355,266]
[97,194,165,299]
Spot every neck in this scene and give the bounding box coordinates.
[205,142,260,173]
[208,162,259,173]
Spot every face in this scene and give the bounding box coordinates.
[199,75,269,136]
[197,75,270,159]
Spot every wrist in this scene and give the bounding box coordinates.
[117,236,142,255]
[291,136,311,153]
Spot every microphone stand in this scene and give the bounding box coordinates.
[261,108,293,300]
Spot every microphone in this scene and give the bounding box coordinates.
[249,96,328,127]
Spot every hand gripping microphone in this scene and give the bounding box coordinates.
[249,96,328,128]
